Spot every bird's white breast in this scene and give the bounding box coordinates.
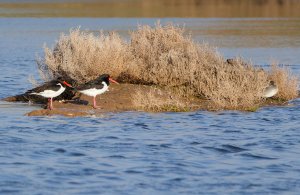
[32,84,66,98]
[79,82,109,97]
[262,86,278,98]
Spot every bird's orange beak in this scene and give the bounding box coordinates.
[63,81,72,87]
[109,78,119,84]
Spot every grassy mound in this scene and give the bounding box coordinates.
[36,23,298,111]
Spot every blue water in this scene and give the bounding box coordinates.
[1,18,300,194]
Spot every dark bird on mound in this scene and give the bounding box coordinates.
[4,77,77,104]
[27,78,73,110]
[75,74,119,109]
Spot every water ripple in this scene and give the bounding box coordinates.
[240,153,278,160]
[203,144,247,154]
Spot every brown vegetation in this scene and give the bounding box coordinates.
[128,25,270,110]
[132,87,191,112]
[36,23,298,112]
[38,28,131,84]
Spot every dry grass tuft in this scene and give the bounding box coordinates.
[133,87,190,112]
[128,24,268,110]
[199,58,269,110]
[267,64,299,100]
[36,23,298,111]
[128,23,197,87]
[37,28,132,84]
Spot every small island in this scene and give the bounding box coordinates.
[3,23,299,117]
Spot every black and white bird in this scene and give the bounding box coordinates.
[76,74,119,109]
[262,81,278,98]
[27,78,73,110]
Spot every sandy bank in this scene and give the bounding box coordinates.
[3,83,297,117]
[5,83,209,117]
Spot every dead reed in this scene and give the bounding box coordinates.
[37,28,132,84]
[128,24,268,110]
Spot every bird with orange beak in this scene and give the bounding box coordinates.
[27,78,73,110]
[75,74,119,109]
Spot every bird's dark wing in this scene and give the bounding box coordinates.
[25,80,58,94]
[76,77,102,90]
[76,82,105,90]
[85,78,101,85]
[95,83,105,90]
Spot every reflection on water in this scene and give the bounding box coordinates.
[184,18,300,48]
[1,0,300,17]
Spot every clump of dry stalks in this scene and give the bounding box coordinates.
[133,87,190,112]
[36,23,299,111]
[37,28,131,84]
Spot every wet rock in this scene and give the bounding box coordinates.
[26,109,88,117]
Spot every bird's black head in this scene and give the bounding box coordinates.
[97,74,110,84]
[269,80,276,86]
[97,74,119,85]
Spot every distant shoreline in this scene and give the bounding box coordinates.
[1,0,300,18]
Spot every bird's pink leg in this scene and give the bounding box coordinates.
[47,98,50,110]
[50,97,53,110]
[93,96,101,109]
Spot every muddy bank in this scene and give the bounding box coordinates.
[25,84,136,117]
[4,83,212,117]
[3,83,298,117]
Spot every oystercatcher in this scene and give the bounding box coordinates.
[28,78,73,110]
[262,81,278,98]
[76,74,119,109]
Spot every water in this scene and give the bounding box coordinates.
[1,18,300,194]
